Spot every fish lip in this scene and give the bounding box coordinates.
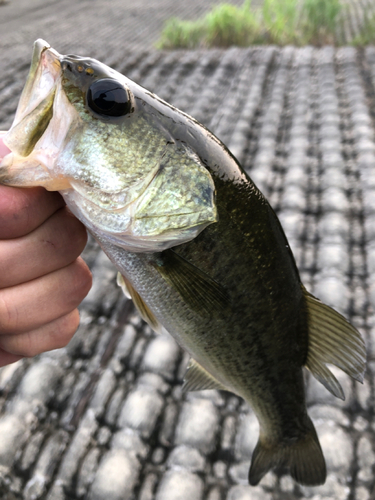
[16,39,62,121]
[2,40,62,157]
[33,39,51,63]
[23,41,62,116]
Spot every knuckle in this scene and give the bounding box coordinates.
[67,211,88,247]
[0,187,64,239]
[57,208,88,253]
[69,258,92,304]
[43,209,88,263]
[46,310,81,351]
[56,310,80,347]
[0,188,38,237]
[0,186,27,218]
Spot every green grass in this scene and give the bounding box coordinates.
[262,0,303,45]
[155,17,206,49]
[204,1,263,46]
[300,0,342,44]
[351,11,375,45]
[156,1,263,49]
[156,0,349,48]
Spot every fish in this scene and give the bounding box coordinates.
[0,39,366,486]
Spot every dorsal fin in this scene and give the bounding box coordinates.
[303,287,366,400]
[117,272,163,334]
[183,359,228,392]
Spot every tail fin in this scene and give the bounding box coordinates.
[249,417,326,486]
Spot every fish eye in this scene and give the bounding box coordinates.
[87,78,130,117]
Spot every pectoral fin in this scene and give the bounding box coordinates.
[183,359,228,392]
[303,287,366,400]
[152,249,230,318]
[116,272,163,334]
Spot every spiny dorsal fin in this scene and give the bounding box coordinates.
[183,359,228,392]
[116,272,163,334]
[152,249,230,318]
[303,287,366,400]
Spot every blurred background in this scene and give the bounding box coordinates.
[0,1,375,500]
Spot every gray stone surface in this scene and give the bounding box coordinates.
[23,430,69,499]
[53,409,99,486]
[174,398,220,454]
[234,412,259,461]
[76,448,101,498]
[357,435,375,483]
[117,385,164,438]
[155,470,204,500]
[227,485,272,500]
[0,414,30,467]
[88,449,141,500]
[142,334,180,380]
[111,428,149,461]
[167,445,206,473]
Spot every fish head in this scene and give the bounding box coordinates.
[0,40,217,251]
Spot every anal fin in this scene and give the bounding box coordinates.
[183,358,228,392]
[117,272,163,334]
[303,287,366,400]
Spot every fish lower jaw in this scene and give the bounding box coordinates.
[0,151,72,190]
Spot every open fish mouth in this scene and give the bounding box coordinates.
[0,40,74,190]
[4,40,61,156]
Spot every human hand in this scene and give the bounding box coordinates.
[0,132,92,366]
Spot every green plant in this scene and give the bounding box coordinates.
[262,0,300,45]
[205,1,262,47]
[155,0,371,49]
[300,0,342,44]
[352,11,375,45]
[155,17,206,49]
[156,1,263,49]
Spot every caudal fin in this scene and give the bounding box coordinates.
[249,417,326,486]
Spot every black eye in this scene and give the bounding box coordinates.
[87,79,130,117]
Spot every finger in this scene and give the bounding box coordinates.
[0,349,23,368]
[0,309,80,358]
[0,257,92,334]
[0,133,66,239]
[0,207,88,288]
[0,186,65,240]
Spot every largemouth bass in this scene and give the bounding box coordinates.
[0,40,366,486]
